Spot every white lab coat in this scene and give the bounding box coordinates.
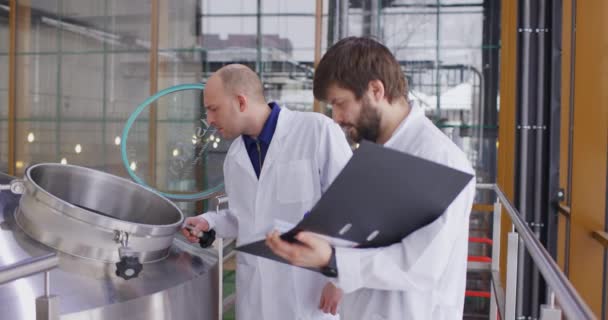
[204,107,352,320]
[334,104,476,320]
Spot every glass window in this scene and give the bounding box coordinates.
[0,12,8,173]
[13,0,151,176]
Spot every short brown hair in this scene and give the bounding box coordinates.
[313,37,407,103]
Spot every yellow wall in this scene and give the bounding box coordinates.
[564,0,608,315]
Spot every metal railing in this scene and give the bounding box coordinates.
[0,253,60,320]
[477,183,596,320]
[211,194,238,320]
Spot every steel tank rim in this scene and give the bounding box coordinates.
[22,163,185,237]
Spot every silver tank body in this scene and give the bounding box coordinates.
[0,170,219,319]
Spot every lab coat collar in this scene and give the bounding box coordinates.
[385,102,423,147]
[231,106,295,180]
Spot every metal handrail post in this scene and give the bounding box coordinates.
[489,199,502,320]
[505,226,519,320]
[0,253,60,320]
[214,194,229,320]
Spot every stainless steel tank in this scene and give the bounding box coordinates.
[0,165,220,319]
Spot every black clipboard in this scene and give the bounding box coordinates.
[236,140,474,270]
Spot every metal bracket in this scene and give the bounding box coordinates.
[529,222,545,228]
[113,230,129,248]
[518,28,550,33]
[517,125,547,130]
[0,179,25,194]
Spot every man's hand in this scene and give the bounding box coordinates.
[265,231,332,268]
[319,282,342,315]
[181,215,210,243]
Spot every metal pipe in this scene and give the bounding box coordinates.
[370,0,379,38]
[517,1,534,315]
[8,0,16,176]
[256,0,262,75]
[148,0,159,187]
[339,0,349,38]
[0,253,59,286]
[493,185,596,320]
[45,271,50,297]
[313,0,324,114]
[435,0,441,115]
[531,0,548,315]
[218,237,223,320]
[466,66,485,167]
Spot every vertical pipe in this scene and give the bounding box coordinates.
[44,271,50,297]
[256,0,262,76]
[102,0,109,170]
[532,0,548,316]
[313,0,323,113]
[546,0,563,266]
[8,0,16,175]
[327,0,337,46]
[370,0,379,38]
[517,0,533,315]
[435,0,441,115]
[339,0,348,39]
[469,67,486,170]
[218,237,223,320]
[56,0,62,163]
[149,0,159,186]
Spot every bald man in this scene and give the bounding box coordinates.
[181,64,352,320]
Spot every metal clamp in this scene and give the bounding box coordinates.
[113,230,142,280]
[0,179,25,194]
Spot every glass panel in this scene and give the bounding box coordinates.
[15,121,58,176]
[160,0,227,213]
[0,121,6,174]
[14,54,59,119]
[61,54,104,119]
[0,14,7,172]
[16,1,60,53]
[58,122,104,169]
[375,4,496,317]
[14,0,151,177]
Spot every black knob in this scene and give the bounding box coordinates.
[199,229,216,248]
[115,256,143,280]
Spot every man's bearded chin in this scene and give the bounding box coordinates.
[353,98,381,143]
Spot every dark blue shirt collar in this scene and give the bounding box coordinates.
[243,102,281,148]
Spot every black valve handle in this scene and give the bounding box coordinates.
[198,229,216,248]
[115,256,143,280]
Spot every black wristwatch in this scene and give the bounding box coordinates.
[320,246,338,278]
